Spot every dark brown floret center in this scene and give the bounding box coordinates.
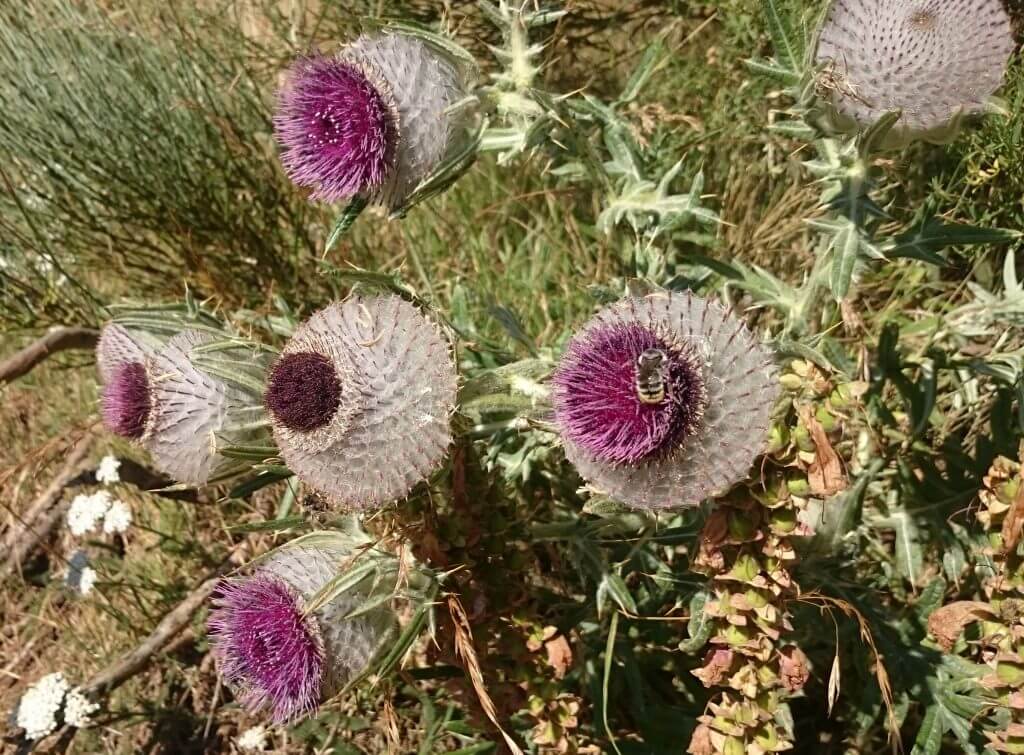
[265,352,342,432]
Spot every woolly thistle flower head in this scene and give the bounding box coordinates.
[275,33,470,210]
[815,0,1015,145]
[98,324,155,440]
[208,545,396,723]
[552,291,778,510]
[264,295,458,510]
[143,330,256,486]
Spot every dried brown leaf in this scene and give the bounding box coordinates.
[1001,480,1024,554]
[927,601,994,651]
[544,634,573,680]
[798,407,847,495]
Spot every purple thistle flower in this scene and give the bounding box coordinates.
[274,55,397,203]
[208,545,397,723]
[100,361,151,439]
[265,295,458,511]
[552,323,706,465]
[552,291,779,510]
[208,574,324,723]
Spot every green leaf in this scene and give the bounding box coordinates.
[226,516,309,534]
[618,28,670,104]
[598,572,638,617]
[325,196,369,254]
[679,590,712,653]
[762,0,801,76]
[882,216,1019,264]
[873,510,923,587]
[829,219,861,299]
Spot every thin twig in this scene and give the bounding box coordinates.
[0,436,94,582]
[0,327,98,384]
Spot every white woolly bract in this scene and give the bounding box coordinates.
[815,0,1014,144]
[95,454,121,484]
[343,34,469,209]
[272,295,458,510]
[16,672,69,740]
[559,292,778,510]
[143,330,252,486]
[261,544,397,696]
[62,688,98,728]
[66,490,112,537]
[96,323,154,383]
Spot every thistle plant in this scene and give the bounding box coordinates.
[748,0,1019,307]
[208,532,407,723]
[275,33,473,213]
[551,290,778,510]
[96,302,273,487]
[928,449,1024,752]
[815,0,1015,147]
[265,294,458,510]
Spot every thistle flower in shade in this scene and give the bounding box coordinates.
[552,292,778,510]
[208,545,395,723]
[144,330,254,486]
[275,34,469,210]
[264,295,457,510]
[815,0,1015,144]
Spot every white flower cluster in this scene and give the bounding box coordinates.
[66,490,132,537]
[63,688,99,728]
[14,673,97,740]
[236,725,268,751]
[95,455,121,484]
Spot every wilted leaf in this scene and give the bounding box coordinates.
[544,634,573,680]
[799,407,847,495]
[779,646,811,693]
[927,601,994,652]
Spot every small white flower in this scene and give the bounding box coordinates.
[236,725,268,751]
[102,501,132,535]
[16,672,69,740]
[95,455,121,484]
[77,567,98,596]
[62,688,98,728]
[66,491,112,537]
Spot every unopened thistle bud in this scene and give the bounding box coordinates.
[815,0,1014,145]
[275,33,470,209]
[208,544,396,723]
[264,295,458,510]
[552,291,778,510]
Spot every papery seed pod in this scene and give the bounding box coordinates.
[208,544,396,723]
[143,330,259,486]
[552,291,778,510]
[274,33,470,209]
[264,294,458,510]
[815,0,1015,146]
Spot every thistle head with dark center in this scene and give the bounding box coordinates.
[265,352,342,432]
[274,55,397,202]
[552,323,707,466]
[208,574,325,723]
[101,361,151,439]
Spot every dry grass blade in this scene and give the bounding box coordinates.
[797,592,902,754]
[447,593,524,755]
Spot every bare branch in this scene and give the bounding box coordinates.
[0,327,98,384]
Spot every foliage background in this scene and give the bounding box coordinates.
[1,0,1022,753]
